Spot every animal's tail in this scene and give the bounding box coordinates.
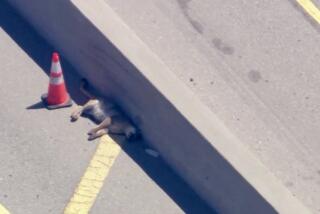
[80,78,95,99]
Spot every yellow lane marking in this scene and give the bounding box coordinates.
[0,204,10,214]
[297,0,320,24]
[64,135,121,214]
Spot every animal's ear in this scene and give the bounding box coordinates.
[127,130,142,142]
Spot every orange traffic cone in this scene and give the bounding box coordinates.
[41,52,73,109]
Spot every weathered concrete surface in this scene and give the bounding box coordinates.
[5,0,312,213]
[102,0,320,213]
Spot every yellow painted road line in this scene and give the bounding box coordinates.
[297,0,320,24]
[64,135,121,214]
[0,204,10,214]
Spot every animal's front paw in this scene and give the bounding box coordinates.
[70,114,79,122]
[70,110,81,122]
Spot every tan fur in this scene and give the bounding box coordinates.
[71,79,138,141]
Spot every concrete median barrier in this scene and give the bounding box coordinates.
[6,0,311,213]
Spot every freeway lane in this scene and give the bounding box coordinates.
[0,2,215,214]
[297,0,320,23]
[0,204,10,214]
[104,0,320,212]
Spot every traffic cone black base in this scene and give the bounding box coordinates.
[41,93,73,110]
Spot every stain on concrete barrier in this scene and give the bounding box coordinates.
[212,38,235,55]
[248,70,262,83]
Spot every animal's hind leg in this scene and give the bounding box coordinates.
[88,129,109,141]
[88,117,112,135]
[108,121,138,140]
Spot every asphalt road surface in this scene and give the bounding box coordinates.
[0,2,215,214]
[104,0,320,213]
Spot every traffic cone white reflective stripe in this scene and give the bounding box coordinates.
[49,76,64,85]
[50,60,62,75]
[49,58,64,84]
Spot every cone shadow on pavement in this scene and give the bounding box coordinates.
[26,101,45,110]
[0,2,88,107]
